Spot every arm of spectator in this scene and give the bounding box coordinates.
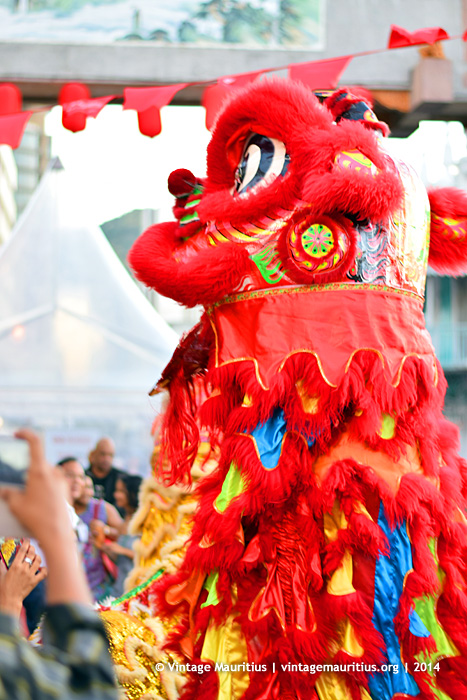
[0,431,92,607]
[103,502,123,539]
[100,540,135,560]
[0,540,47,619]
[88,518,107,547]
[0,429,118,699]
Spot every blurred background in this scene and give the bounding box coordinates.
[1,0,467,470]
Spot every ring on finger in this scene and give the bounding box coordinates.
[24,557,33,565]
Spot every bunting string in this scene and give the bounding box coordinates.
[0,24,464,148]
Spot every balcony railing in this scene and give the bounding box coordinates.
[426,324,467,370]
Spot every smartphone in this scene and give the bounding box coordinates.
[0,433,30,537]
[0,433,29,487]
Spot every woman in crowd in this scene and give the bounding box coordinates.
[74,473,123,602]
[101,474,142,598]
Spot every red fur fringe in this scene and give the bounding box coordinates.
[128,220,250,307]
[155,317,214,485]
[140,310,467,700]
[428,187,467,275]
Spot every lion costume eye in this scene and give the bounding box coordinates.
[234,133,290,194]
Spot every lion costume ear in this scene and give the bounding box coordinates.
[428,187,467,275]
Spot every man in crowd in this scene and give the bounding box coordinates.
[0,428,118,698]
[86,437,121,508]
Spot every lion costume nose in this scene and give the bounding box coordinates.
[333,149,379,176]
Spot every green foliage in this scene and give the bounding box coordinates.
[29,0,124,12]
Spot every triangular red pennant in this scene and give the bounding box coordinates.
[289,56,352,90]
[387,25,449,49]
[62,95,115,120]
[202,83,230,131]
[219,69,264,88]
[202,71,263,131]
[123,83,187,112]
[0,111,33,148]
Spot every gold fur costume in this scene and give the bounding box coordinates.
[99,415,217,699]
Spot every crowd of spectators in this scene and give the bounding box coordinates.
[0,432,143,698]
[0,429,120,699]
[57,437,142,602]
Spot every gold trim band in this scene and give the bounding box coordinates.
[207,283,424,310]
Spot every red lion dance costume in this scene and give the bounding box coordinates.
[128,79,467,700]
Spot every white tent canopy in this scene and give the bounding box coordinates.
[0,159,178,472]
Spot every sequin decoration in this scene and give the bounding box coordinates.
[347,219,388,283]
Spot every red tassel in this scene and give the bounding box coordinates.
[137,106,162,137]
[0,83,22,115]
[58,82,91,132]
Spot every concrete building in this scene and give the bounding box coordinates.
[0,0,466,137]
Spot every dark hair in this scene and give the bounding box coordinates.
[117,473,142,512]
[56,456,81,467]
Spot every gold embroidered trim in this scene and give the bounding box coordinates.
[208,283,424,309]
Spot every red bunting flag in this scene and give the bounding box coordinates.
[219,69,264,88]
[289,56,352,90]
[123,83,187,112]
[123,83,188,137]
[202,83,230,131]
[202,70,263,130]
[387,25,449,49]
[0,21,462,150]
[0,111,33,148]
[62,95,115,120]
